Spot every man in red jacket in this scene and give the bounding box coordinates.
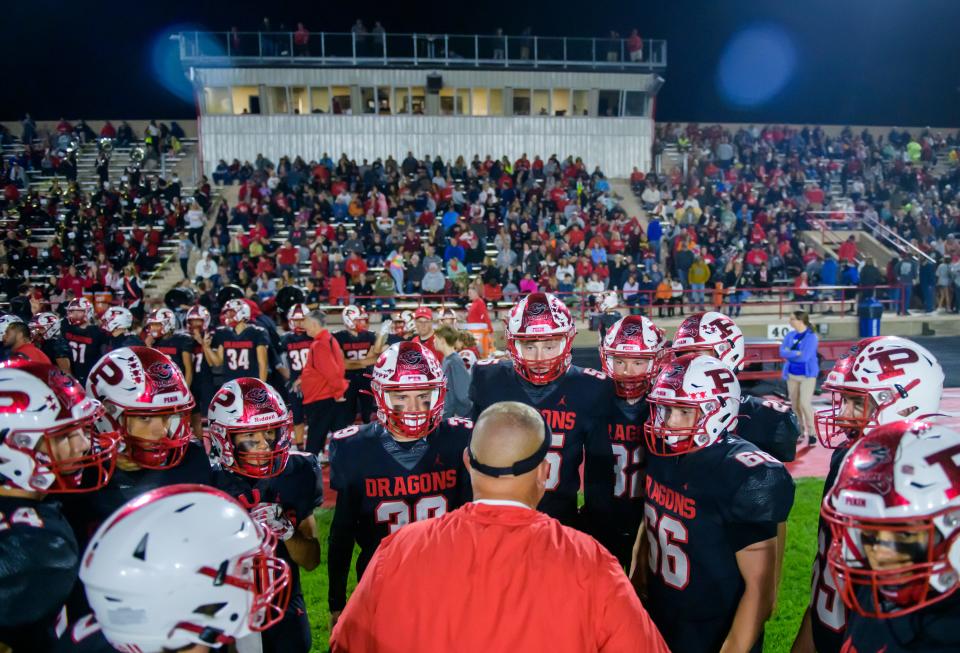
[331,401,668,653]
[299,309,349,459]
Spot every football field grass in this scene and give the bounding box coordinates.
[301,477,824,652]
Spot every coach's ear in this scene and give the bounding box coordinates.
[463,447,471,470]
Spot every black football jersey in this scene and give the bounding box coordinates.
[188,337,214,400]
[326,419,473,612]
[842,593,960,652]
[65,441,214,545]
[385,334,407,346]
[333,329,377,383]
[597,397,648,564]
[152,333,192,376]
[214,452,323,598]
[469,359,616,525]
[53,614,114,653]
[62,322,107,385]
[0,497,80,651]
[811,445,853,653]
[212,325,270,382]
[280,332,313,383]
[108,333,144,349]
[735,394,800,463]
[42,335,72,366]
[643,434,795,653]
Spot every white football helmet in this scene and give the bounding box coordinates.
[29,312,62,342]
[286,303,309,334]
[0,360,116,493]
[645,354,741,456]
[600,315,666,399]
[80,484,291,653]
[398,310,415,337]
[100,306,133,334]
[342,304,369,332]
[145,307,177,339]
[505,292,576,385]
[221,299,252,328]
[672,311,746,371]
[209,378,292,479]
[371,341,446,439]
[0,314,24,339]
[66,297,95,326]
[822,420,960,618]
[458,349,478,372]
[185,304,211,333]
[439,307,458,328]
[815,337,943,449]
[86,347,196,469]
[597,290,619,313]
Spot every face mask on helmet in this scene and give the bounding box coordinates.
[67,307,89,326]
[216,425,292,479]
[644,400,720,455]
[816,389,880,448]
[508,335,573,385]
[603,352,659,399]
[377,386,445,439]
[110,409,194,469]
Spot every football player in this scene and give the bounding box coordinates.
[143,306,193,386]
[385,309,415,346]
[327,341,472,627]
[333,304,379,426]
[0,314,24,361]
[672,311,800,463]
[468,292,616,528]
[204,298,270,383]
[0,360,116,651]
[78,346,212,532]
[821,420,960,652]
[62,297,107,385]
[596,314,667,566]
[184,304,215,440]
[210,378,322,653]
[30,311,72,373]
[61,485,291,653]
[792,336,943,653]
[439,306,458,329]
[100,306,143,349]
[635,354,795,653]
[280,303,313,448]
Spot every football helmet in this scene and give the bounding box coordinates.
[221,298,251,328]
[100,306,133,334]
[371,341,446,439]
[672,311,746,370]
[29,312,62,342]
[66,297,95,326]
[185,304,211,333]
[815,337,943,449]
[397,310,415,337]
[645,354,741,456]
[144,307,177,339]
[0,360,116,493]
[458,349,478,372]
[600,315,667,399]
[342,304,369,332]
[822,420,960,618]
[209,379,292,479]
[439,307,458,328]
[286,303,309,334]
[504,292,576,385]
[80,484,291,653]
[86,347,196,469]
[0,314,24,339]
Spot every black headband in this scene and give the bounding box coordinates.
[468,429,551,478]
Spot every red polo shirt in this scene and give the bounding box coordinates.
[13,343,51,364]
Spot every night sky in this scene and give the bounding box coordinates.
[3,0,958,126]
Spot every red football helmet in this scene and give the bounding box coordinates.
[208,378,292,478]
[0,360,117,493]
[644,354,741,456]
[371,341,446,439]
[66,297,95,326]
[672,311,746,370]
[185,305,211,333]
[86,346,196,469]
[600,315,667,399]
[286,303,309,334]
[504,292,576,385]
[815,337,943,449]
[822,420,960,618]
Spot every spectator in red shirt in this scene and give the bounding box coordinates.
[331,402,669,653]
[276,239,300,276]
[466,285,493,331]
[327,268,349,305]
[627,29,643,61]
[58,265,86,299]
[837,235,859,263]
[99,121,117,139]
[343,251,368,283]
[294,22,310,56]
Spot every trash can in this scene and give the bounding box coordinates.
[858,299,883,337]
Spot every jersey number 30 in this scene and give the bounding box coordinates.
[644,503,690,590]
[376,496,448,535]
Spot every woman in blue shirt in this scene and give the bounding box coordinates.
[779,311,819,446]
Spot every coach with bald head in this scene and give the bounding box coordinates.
[330,401,667,652]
